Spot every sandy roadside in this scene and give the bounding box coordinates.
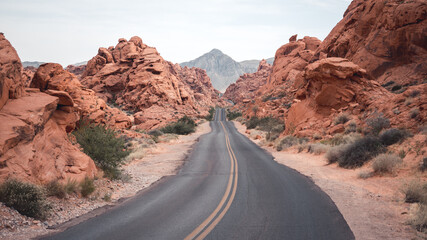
[0,122,211,240]
[233,121,423,240]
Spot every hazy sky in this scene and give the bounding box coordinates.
[0,0,351,66]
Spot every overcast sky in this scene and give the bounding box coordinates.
[0,0,352,66]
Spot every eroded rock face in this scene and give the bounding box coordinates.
[81,36,222,129]
[0,33,25,110]
[66,64,86,78]
[223,60,272,104]
[316,0,427,86]
[30,63,132,130]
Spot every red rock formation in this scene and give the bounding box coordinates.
[0,33,25,110]
[22,66,36,87]
[223,60,272,104]
[316,0,427,86]
[30,63,132,130]
[0,36,97,184]
[66,64,86,78]
[81,36,222,129]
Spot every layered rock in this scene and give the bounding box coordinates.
[0,36,98,184]
[30,63,132,130]
[223,60,272,104]
[22,66,36,87]
[81,36,221,129]
[316,0,427,86]
[0,33,25,110]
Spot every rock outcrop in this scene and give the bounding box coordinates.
[316,0,427,86]
[223,60,272,104]
[81,36,222,129]
[66,64,86,78]
[0,33,25,110]
[0,36,98,184]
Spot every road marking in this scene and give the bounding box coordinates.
[184,118,238,240]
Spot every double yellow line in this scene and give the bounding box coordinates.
[184,120,239,240]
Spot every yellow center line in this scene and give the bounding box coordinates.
[184,117,239,240]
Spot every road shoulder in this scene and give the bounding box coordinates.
[233,121,422,240]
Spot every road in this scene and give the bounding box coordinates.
[43,108,354,240]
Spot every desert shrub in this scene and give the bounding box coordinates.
[80,177,95,198]
[372,153,402,174]
[391,85,402,92]
[307,143,329,155]
[0,179,50,220]
[227,110,242,121]
[326,144,349,164]
[379,128,407,146]
[410,90,421,98]
[358,171,373,179]
[45,180,66,199]
[205,107,215,121]
[148,129,164,137]
[337,136,385,168]
[421,157,427,172]
[276,136,308,151]
[410,108,420,119]
[404,181,427,204]
[411,204,427,232]
[345,121,357,134]
[161,116,196,135]
[324,133,361,146]
[334,113,350,125]
[366,113,390,135]
[246,116,260,129]
[382,81,395,87]
[73,122,130,179]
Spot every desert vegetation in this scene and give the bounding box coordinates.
[226,109,242,121]
[161,115,196,135]
[245,116,284,141]
[205,107,215,121]
[72,121,130,179]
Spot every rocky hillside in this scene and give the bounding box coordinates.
[223,59,272,104]
[227,0,426,138]
[181,49,273,92]
[81,37,223,129]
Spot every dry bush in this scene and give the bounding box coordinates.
[307,143,329,155]
[358,171,373,179]
[372,153,402,174]
[334,113,350,125]
[325,144,349,164]
[404,181,427,204]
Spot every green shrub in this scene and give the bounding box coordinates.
[404,181,427,204]
[276,136,308,151]
[379,128,407,146]
[205,107,215,121]
[45,180,66,199]
[80,177,95,198]
[372,153,402,174]
[161,116,196,135]
[337,137,385,168]
[246,116,260,129]
[334,113,350,125]
[0,179,50,220]
[227,110,242,121]
[366,113,390,135]
[73,122,129,179]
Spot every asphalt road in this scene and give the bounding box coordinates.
[43,108,354,240]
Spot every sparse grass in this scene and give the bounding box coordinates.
[45,180,66,199]
[64,179,79,195]
[80,177,95,198]
[102,193,112,202]
[334,113,350,125]
[73,121,130,180]
[358,170,373,179]
[379,128,408,146]
[161,115,196,135]
[307,143,329,155]
[0,179,50,220]
[276,136,308,151]
[372,153,402,174]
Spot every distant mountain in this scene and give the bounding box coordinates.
[22,61,45,68]
[72,61,88,66]
[181,49,273,92]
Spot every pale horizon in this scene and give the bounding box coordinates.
[0,0,351,66]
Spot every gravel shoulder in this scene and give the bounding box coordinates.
[0,122,211,240]
[233,121,424,240]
